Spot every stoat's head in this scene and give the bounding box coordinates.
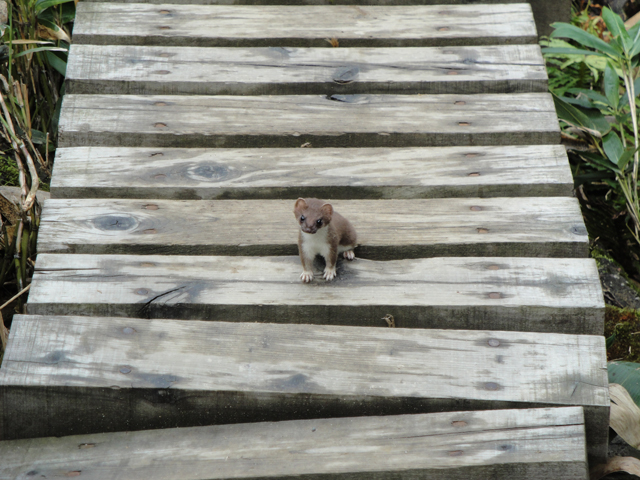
[294,198,333,234]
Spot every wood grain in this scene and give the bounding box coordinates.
[72,3,537,47]
[57,93,560,148]
[26,254,604,334]
[50,145,574,200]
[36,197,589,258]
[0,314,607,463]
[0,407,589,480]
[65,44,547,95]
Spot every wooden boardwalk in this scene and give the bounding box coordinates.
[0,1,606,478]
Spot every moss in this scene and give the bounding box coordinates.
[0,155,20,187]
[605,305,640,362]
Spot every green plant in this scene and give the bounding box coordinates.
[543,8,640,247]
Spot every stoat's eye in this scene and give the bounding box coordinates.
[316,219,322,226]
[300,215,305,222]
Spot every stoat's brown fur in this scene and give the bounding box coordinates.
[293,198,357,283]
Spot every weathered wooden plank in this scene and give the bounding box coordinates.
[57,94,560,148]
[26,254,604,334]
[72,3,537,47]
[65,44,548,96]
[36,197,589,258]
[50,145,574,200]
[0,407,589,479]
[0,315,608,463]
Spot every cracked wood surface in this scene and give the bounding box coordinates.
[26,254,604,334]
[0,408,589,480]
[72,3,537,47]
[37,197,589,258]
[57,93,560,148]
[65,44,547,95]
[50,145,574,200]
[0,314,607,465]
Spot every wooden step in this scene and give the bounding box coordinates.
[65,44,547,96]
[0,407,589,479]
[37,197,589,258]
[0,314,608,463]
[50,145,574,200]
[57,93,560,148]
[73,3,537,47]
[26,254,604,334]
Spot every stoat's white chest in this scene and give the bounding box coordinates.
[300,228,330,259]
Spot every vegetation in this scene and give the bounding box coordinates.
[0,0,74,356]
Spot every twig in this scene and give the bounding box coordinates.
[0,283,30,311]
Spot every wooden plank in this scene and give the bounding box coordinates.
[65,44,548,96]
[0,407,589,479]
[57,93,560,148]
[50,145,574,200]
[0,315,608,464]
[26,254,604,334]
[72,3,537,47]
[36,197,589,258]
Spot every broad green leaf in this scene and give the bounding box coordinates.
[552,94,611,136]
[630,22,640,57]
[30,129,47,145]
[602,7,633,54]
[567,88,610,107]
[604,131,625,165]
[45,50,66,76]
[35,0,75,14]
[579,152,619,171]
[609,361,640,408]
[541,47,606,58]
[550,22,621,57]
[604,62,620,109]
[561,94,594,109]
[618,147,636,170]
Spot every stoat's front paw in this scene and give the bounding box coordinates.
[343,250,355,261]
[300,271,314,283]
[323,266,337,281]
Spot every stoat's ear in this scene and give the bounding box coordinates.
[294,198,308,215]
[321,203,333,217]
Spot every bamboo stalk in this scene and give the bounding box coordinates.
[0,283,30,311]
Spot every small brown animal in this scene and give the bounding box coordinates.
[293,198,357,283]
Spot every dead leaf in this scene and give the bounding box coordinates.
[36,24,71,43]
[610,383,640,449]
[325,37,339,47]
[590,456,640,480]
[0,311,7,353]
[382,314,395,328]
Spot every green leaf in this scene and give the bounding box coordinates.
[567,88,610,107]
[609,361,640,408]
[13,46,67,58]
[561,94,594,109]
[552,94,611,136]
[629,22,640,57]
[602,7,633,54]
[607,331,617,348]
[618,147,636,170]
[579,152,619,171]
[45,50,66,76]
[604,131,625,166]
[35,0,75,14]
[550,22,622,57]
[604,62,620,110]
[30,129,47,145]
[541,47,606,58]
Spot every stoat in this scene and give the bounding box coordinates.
[293,197,357,283]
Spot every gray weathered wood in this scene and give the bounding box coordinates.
[0,407,589,479]
[57,93,560,148]
[72,3,537,47]
[26,254,604,334]
[0,314,608,463]
[65,44,548,96]
[50,145,574,199]
[36,197,589,258]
